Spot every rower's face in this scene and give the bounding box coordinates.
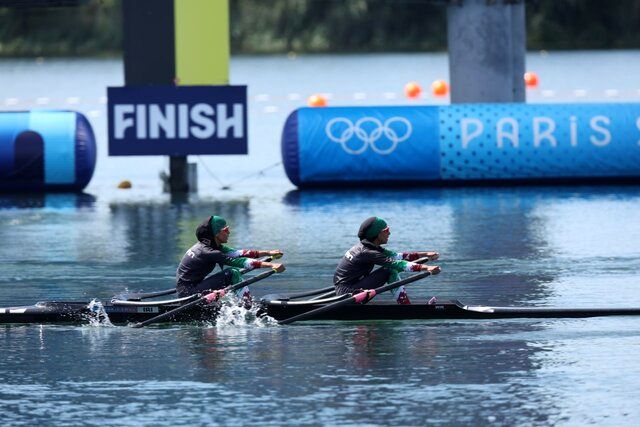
[216,226,230,243]
[378,227,390,244]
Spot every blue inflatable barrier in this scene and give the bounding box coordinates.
[281,103,640,187]
[0,111,96,192]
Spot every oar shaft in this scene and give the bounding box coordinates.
[220,269,276,295]
[370,271,431,295]
[131,268,277,328]
[278,295,358,325]
[131,298,204,328]
[271,260,428,304]
[278,270,432,325]
[124,256,274,301]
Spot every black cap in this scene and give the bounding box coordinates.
[195,216,214,245]
[357,217,377,240]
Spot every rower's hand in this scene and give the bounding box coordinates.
[269,250,284,259]
[425,251,439,261]
[270,263,286,273]
[422,265,441,275]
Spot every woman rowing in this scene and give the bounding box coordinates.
[176,215,285,303]
[333,217,440,304]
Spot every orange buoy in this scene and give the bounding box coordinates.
[524,71,539,88]
[431,79,449,97]
[117,180,132,189]
[307,94,327,107]
[404,81,422,99]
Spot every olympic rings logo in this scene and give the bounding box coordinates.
[325,116,412,155]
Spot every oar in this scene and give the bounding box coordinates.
[278,270,432,325]
[266,257,431,304]
[131,269,277,328]
[119,256,274,301]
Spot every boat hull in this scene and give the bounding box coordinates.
[0,301,218,325]
[260,300,640,321]
[2,300,640,325]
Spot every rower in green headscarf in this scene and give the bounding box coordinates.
[333,217,440,304]
[176,215,285,303]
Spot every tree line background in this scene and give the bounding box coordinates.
[1,0,639,57]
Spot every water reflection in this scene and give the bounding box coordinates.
[173,319,562,424]
[282,188,557,305]
[0,197,254,303]
[279,185,640,306]
[1,317,627,425]
[108,199,251,264]
[0,192,96,210]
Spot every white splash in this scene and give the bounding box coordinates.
[214,295,278,329]
[85,299,114,327]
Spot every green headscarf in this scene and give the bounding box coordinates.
[209,215,227,235]
[363,217,388,240]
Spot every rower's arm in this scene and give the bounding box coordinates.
[381,259,421,272]
[221,256,285,273]
[366,250,437,273]
[382,248,404,259]
[222,256,254,269]
[413,251,439,261]
[220,245,282,259]
[381,260,441,275]
[382,248,438,262]
[220,245,258,259]
[383,250,439,261]
[377,250,440,273]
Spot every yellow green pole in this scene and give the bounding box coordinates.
[174,0,230,85]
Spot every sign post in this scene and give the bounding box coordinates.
[120,0,232,193]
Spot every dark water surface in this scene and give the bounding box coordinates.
[1,186,640,426]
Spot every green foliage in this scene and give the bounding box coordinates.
[526,0,640,50]
[0,0,122,56]
[0,0,639,57]
[229,0,447,53]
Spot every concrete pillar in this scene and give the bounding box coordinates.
[447,0,526,103]
[169,156,189,193]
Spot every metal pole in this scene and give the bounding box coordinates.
[122,0,190,193]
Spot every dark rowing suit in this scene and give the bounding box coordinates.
[333,239,422,296]
[175,218,259,297]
